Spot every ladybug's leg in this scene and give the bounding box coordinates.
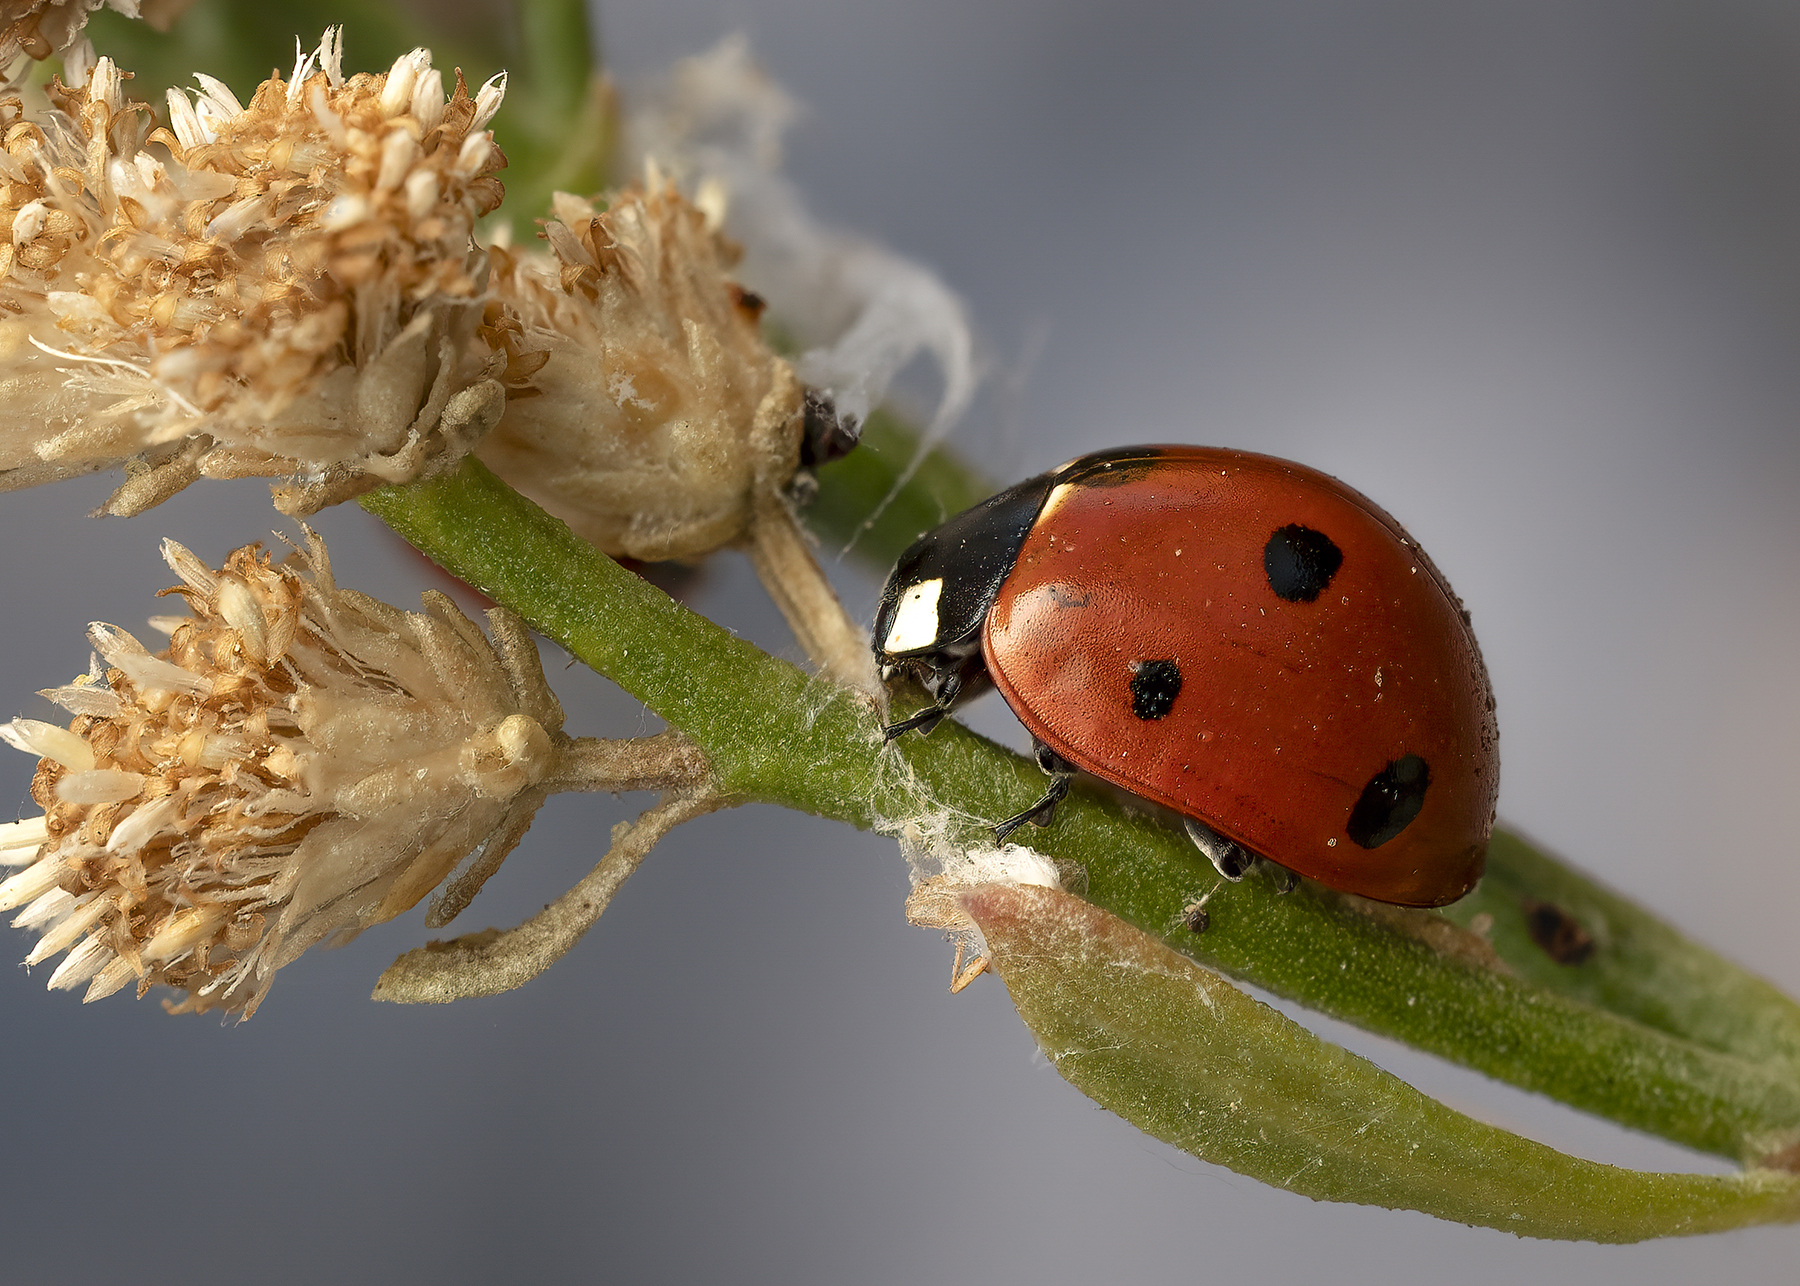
[992,779,1068,842]
[992,740,1076,842]
[882,667,968,741]
[883,705,945,739]
[1182,817,1257,881]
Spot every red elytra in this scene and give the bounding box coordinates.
[873,444,1498,907]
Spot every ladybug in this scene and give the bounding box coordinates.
[873,445,1498,907]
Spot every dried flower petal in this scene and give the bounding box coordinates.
[0,530,567,1015]
[0,33,529,514]
[477,181,804,561]
[0,814,49,863]
[0,2,170,88]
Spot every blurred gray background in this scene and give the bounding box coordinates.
[4,1,1800,1281]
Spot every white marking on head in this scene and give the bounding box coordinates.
[883,577,945,654]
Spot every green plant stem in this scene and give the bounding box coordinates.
[363,457,1800,1170]
[87,1,442,102]
[486,0,613,233]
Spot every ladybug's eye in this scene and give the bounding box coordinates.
[880,577,945,655]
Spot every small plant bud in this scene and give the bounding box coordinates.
[478,181,805,561]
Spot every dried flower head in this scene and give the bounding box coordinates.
[0,32,532,516]
[0,2,103,77]
[0,531,566,1016]
[477,179,804,562]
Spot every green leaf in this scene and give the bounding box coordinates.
[1015,792,1800,1167]
[963,881,1800,1241]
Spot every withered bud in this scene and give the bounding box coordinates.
[477,178,805,562]
[0,530,566,1016]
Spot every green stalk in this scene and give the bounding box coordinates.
[362,458,1800,1176]
[808,408,995,563]
[87,1,434,101]
[484,0,614,232]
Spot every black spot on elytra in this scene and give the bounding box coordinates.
[1522,898,1596,966]
[1129,659,1182,720]
[1346,754,1430,849]
[1264,524,1343,602]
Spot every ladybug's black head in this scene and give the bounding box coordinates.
[872,469,1059,678]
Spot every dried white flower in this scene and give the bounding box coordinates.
[0,531,567,1015]
[478,180,804,561]
[0,33,536,515]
